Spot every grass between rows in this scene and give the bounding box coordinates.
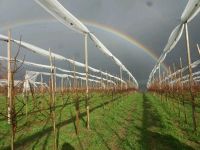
[143,93,200,150]
[0,92,138,150]
[0,92,199,150]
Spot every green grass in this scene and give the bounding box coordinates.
[143,93,200,150]
[0,92,137,149]
[0,92,200,150]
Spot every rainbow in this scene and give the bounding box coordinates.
[0,19,168,70]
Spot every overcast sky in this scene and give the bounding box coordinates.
[0,0,199,89]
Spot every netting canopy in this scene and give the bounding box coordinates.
[35,0,89,34]
[147,0,200,88]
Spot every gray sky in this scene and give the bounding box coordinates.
[0,0,200,89]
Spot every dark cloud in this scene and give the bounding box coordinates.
[146,1,153,7]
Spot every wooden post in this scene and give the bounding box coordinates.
[69,79,72,91]
[173,63,176,89]
[162,71,165,90]
[197,44,200,55]
[159,64,161,89]
[23,73,29,121]
[152,73,155,88]
[7,30,12,125]
[162,71,166,100]
[61,77,64,105]
[54,65,57,93]
[100,71,103,90]
[61,77,64,93]
[158,65,162,98]
[73,58,77,91]
[185,23,197,131]
[25,79,28,121]
[7,30,15,150]
[73,58,80,134]
[106,72,108,90]
[40,73,44,94]
[120,67,123,90]
[152,73,155,94]
[84,34,90,129]
[173,63,181,116]
[107,75,110,90]
[179,58,183,88]
[49,49,57,150]
[180,57,187,123]
[169,66,173,90]
[80,78,83,89]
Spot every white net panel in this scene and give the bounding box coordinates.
[0,37,127,85]
[0,56,120,85]
[35,0,89,34]
[23,71,40,92]
[147,0,200,88]
[34,0,138,88]
[0,79,23,87]
[181,0,200,23]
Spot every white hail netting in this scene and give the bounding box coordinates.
[181,78,200,84]
[89,33,137,86]
[181,0,200,23]
[147,24,185,87]
[58,68,122,84]
[24,71,116,88]
[34,0,138,88]
[35,0,89,34]
[147,0,200,88]
[34,82,48,87]
[34,71,116,85]
[0,56,122,84]
[171,75,200,84]
[194,76,200,80]
[0,35,125,84]
[0,79,22,87]
[0,34,66,60]
[161,59,200,82]
[23,71,40,92]
[165,70,200,84]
